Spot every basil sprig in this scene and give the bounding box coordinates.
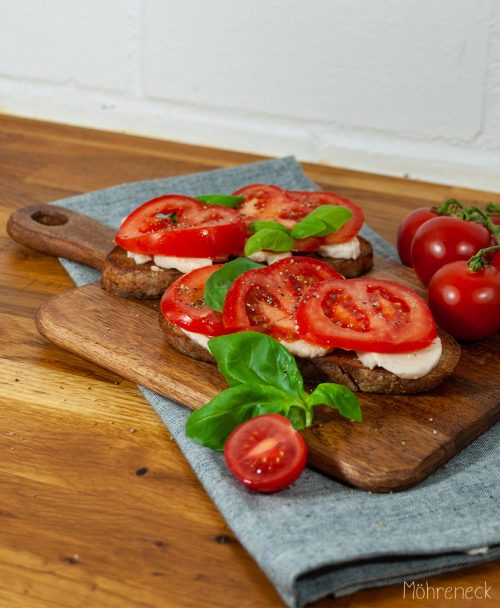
[196,194,244,208]
[186,332,362,451]
[290,205,352,239]
[249,220,290,234]
[244,229,293,256]
[244,205,353,256]
[204,257,264,312]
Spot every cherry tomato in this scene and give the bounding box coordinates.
[223,256,343,340]
[224,414,307,493]
[296,279,437,353]
[115,195,247,258]
[396,207,437,266]
[160,265,229,336]
[233,185,364,250]
[411,217,491,286]
[427,261,500,341]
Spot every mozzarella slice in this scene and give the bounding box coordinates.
[279,339,330,358]
[179,328,211,350]
[318,237,360,260]
[248,251,292,264]
[127,251,153,264]
[356,337,442,379]
[153,255,212,273]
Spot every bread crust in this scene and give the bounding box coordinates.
[302,235,373,278]
[159,315,460,394]
[102,246,181,299]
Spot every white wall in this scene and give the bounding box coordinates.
[1,0,499,190]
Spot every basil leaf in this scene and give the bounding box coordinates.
[291,205,353,239]
[208,332,305,397]
[244,229,293,256]
[186,384,292,450]
[204,257,264,312]
[249,220,290,234]
[287,405,311,430]
[307,383,362,422]
[196,194,244,208]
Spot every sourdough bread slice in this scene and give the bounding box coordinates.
[158,315,460,394]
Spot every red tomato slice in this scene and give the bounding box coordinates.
[296,279,437,353]
[233,185,364,250]
[287,191,365,245]
[223,256,344,340]
[160,265,229,337]
[115,195,247,258]
[224,414,307,493]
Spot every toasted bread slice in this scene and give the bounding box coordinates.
[102,235,373,300]
[296,330,461,394]
[102,246,181,299]
[303,235,373,278]
[158,315,460,394]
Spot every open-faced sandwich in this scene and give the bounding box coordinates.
[159,257,461,394]
[103,185,373,299]
[233,184,373,277]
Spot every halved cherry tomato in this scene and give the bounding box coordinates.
[427,261,500,341]
[233,185,364,250]
[115,195,247,258]
[396,207,437,266]
[411,217,491,286]
[296,279,437,353]
[224,414,307,493]
[223,257,344,340]
[160,265,229,336]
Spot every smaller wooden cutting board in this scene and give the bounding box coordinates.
[35,275,500,493]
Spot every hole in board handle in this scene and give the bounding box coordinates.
[31,210,69,226]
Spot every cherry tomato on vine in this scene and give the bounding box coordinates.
[427,261,500,341]
[411,217,491,286]
[224,414,307,493]
[396,207,437,266]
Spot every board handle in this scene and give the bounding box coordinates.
[6,204,116,271]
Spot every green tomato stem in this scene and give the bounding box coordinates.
[468,245,500,272]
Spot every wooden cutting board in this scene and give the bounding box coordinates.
[7,203,500,492]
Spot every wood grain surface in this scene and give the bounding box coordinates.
[1,114,499,607]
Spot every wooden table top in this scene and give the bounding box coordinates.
[1,114,498,608]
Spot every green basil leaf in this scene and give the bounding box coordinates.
[244,229,294,256]
[208,332,305,397]
[291,205,353,239]
[287,405,311,430]
[204,257,264,312]
[195,194,244,208]
[249,220,290,234]
[186,384,292,450]
[307,383,362,422]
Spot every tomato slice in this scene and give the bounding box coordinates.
[223,256,344,340]
[287,191,365,245]
[115,195,247,258]
[224,414,307,493]
[233,185,364,250]
[160,265,229,336]
[296,279,437,353]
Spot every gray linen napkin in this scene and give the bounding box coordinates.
[54,157,499,607]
